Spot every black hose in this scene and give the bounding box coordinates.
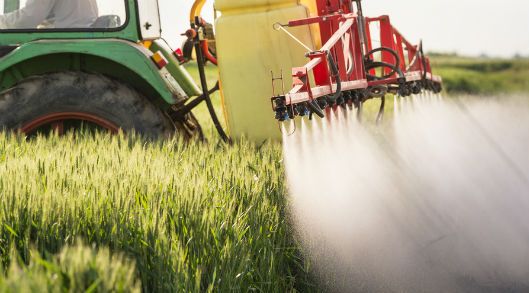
[364,47,404,81]
[376,95,386,125]
[307,100,325,119]
[365,47,401,68]
[365,61,404,80]
[419,41,428,80]
[194,26,230,143]
[327,53,342,104]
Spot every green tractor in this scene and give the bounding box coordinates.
[0,0,350,142]
[0,0,444,142]
[0,0,226,139]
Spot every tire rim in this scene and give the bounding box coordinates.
[21,112,120,135]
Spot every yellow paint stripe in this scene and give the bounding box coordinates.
[142,41,153,49]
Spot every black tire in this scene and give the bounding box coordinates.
[0,72,193,139]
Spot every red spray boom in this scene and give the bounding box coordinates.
[271,0,442,121]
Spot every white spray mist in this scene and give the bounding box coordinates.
[283,95,529,292]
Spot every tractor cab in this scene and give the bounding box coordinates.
[0,0,162,42]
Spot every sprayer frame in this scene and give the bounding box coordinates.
[271,0,442,121]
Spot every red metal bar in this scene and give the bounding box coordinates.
[288,14,342,27]
[201,40,217,65]
[271,0,443,116]
[349,21,366,81]
[284,15,368,104]
[379,16,396,76]
[308,52,331,88]
[321,18,355,51]
[364,20,375,76]
[394,34,406,71]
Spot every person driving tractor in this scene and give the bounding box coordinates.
[0,0,98,29]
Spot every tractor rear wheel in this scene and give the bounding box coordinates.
[0,72,197,139]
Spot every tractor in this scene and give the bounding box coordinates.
[0,0,441,141]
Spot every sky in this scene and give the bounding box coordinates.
[159,0,529,58]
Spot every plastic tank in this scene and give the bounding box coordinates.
[215,0,314,141]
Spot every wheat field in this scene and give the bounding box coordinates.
[0,131,314,292]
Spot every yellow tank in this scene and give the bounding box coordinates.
[215,0,315,141]
[299,0,322,47]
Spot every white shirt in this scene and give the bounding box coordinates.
[0,0,98,29]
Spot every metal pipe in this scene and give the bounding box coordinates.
[354,0,370,57]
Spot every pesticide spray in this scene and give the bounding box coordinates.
[283,94,529,292]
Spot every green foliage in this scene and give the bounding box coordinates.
[0,243,140,293]
[0,132,315,292]
[430,55,529,94]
